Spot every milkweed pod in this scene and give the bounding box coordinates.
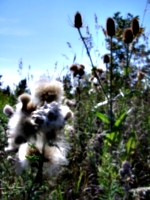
[123,28,133,44]
[106,17,115,37]
[74,12,82,28]
[131,18,139,36]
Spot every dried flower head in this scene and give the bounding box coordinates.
[70,64,78,72]
[103,54,110,63]
[78,64,85,77]
[123,28,133,44]
[106,17,115,37]
[74,12,82,28]
[70,64,85,78]
[97,68,104,75]
[137,71,145,81]
[131,18,139,36]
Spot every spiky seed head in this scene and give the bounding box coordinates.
[106,17,115,37]
[131,18,139,36]
[123,28,133,44]
[103,54,110,63]
[74,12,82,28]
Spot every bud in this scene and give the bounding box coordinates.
[74,12,82,28]
[103,54,110,63]
[106,17,115,37]
[131,18,139,36]
[123,28,133,44]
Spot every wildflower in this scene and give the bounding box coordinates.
[123,28,133,44]
[74,12,82,28]
[106,17,115,37]
[131,18,139,36]
[122,160,131,171]
[119,160,132,179]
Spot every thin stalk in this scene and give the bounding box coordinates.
[77,28,108,100]
[109,36,113,132]
[126,44,129,88]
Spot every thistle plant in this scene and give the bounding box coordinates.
[74,12,108,99]
[106,17,116,132]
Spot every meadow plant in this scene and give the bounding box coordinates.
[1,10,150,200]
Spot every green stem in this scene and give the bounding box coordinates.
[77,28,108,100]
[126,44,129,88]
[109,36,113,132]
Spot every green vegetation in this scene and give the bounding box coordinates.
[1,12,150,199]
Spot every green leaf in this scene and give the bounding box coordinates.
[114,109,132,127]
[114,112,127,127]
[126,137,136,155]
[105,131,120,146]
[96,112,110,124]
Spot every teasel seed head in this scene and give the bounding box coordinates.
[74,12,82,28]
[131,18,139,36]
[106,17,115,37]
[123,28,133,44]
[103,54,110,63]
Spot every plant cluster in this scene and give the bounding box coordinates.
[0,11,150,200]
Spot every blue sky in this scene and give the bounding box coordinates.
[0,0,150,88]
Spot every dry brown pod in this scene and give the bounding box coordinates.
[106,17,115,37]
[74,12,82,28]
[123,28,133,44]
[70,64,78,72]
[131,18,139,36]
[103,54,110,63]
